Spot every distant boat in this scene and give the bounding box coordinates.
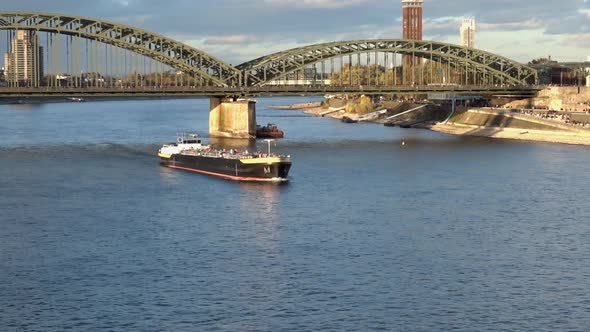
[256,123,284,139]
[67,97,85,102]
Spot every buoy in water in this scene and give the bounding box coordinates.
[402,141,406,146]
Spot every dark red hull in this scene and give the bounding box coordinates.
[256,130,284,139]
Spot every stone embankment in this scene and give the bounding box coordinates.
[430,108,590,146]
[301,97,449,125]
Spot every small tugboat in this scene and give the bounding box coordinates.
[256,123,284,139]
[158,134,291,182]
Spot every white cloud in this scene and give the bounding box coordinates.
[111,0,130,6]
[204,35,260,45]
[111,15,152,25]
[479,19,545,31]
[263,0,368,9]
[561,33,590,48]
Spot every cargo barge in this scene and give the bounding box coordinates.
[158,134,291,182]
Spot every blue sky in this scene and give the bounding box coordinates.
[2,0,589,64]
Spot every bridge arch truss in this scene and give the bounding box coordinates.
[0,11,240,87]
[236,40,538,87]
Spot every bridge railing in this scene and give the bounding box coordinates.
[0,85,543,99]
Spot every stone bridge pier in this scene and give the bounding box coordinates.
[209,97,256,139]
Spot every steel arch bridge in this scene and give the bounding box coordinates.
[0,11,241,87]
[0,11,537,90]
[236,40,538,87]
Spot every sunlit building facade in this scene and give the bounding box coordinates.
[402,0,423,40]
[4,30,44,86]
[402,0,423,84]
[460,18,476,49]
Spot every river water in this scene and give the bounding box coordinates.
[1,97,590,331]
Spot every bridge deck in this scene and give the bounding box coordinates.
[0,85,541,98]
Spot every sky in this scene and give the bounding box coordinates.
[1,0,589,65]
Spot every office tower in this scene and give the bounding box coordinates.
[402,0,424,84]
[4,30,44,86]
[402,0,423,40]
[460,18,476,48]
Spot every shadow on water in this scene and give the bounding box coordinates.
[239,182,285,221]
[277,133,521,150]
[0,143,159,159]
[6,103,45,111]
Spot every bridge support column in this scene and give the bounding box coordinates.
[209,97,256,139]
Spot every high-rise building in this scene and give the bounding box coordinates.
[4,30,44,87]
[460,18,476,48]
[402,0,423,40]
[402,0,423,84]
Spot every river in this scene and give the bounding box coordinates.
[1,97,589,331]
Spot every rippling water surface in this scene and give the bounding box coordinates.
[1,98,590,331]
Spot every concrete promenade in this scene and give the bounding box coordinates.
[430,107,590,146]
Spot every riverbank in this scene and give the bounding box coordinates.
[303,105,347,119]
[271,101,322,110]
[295,100,590,146]
[429,123,590,146]
[432,108,590,146]
[302,100,449,127]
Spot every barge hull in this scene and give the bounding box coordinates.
[160,154,291,182]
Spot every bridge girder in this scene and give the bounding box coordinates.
[0,11,241,87]
[235,40,538,87]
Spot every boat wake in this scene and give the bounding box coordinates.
[0,143,159,159]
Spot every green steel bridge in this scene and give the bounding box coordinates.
[0,11,540,97]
